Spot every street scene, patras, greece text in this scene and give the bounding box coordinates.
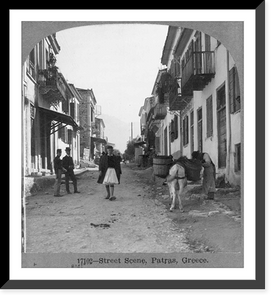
[22,21,243,268]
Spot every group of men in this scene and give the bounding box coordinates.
[53,147,80,197]
[53,146,216,205]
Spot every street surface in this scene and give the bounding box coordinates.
[25,164,242,254]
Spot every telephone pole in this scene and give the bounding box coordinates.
[131,122,133,141]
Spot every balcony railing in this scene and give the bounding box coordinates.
[181,51,215,95]
[38,69,68,108]
[169,92,193,111]
[153,103,167,120]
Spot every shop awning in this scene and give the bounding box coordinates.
[91,137,107,144]
[38,106,82,134]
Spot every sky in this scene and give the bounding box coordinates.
[55,24,168,152]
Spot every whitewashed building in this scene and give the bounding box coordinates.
[23,34,81,176]
[143,26,241,186]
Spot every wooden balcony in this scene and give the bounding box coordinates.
[38,70,67,108]
[153,103,167,120]
[169,92,193,111]
[181,51,215,96]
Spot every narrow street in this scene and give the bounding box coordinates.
[25,163,242,254]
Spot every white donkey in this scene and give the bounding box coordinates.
[166,163,188,212]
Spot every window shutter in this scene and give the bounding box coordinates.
[206,95,213,137]
[76,103,79,122]
[70,102,75,119]
[174,114,178,139]
[170,120,175,142]
[183,115,189,146]
[229,67,235,113]
[62,98,69,114]
[235,68,241,111]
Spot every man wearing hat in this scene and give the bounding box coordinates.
[53,149,67,197]
[62,147,80,194]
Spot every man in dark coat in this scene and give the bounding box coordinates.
[62,147,80,194]
[97,146,122,200]
[53,149,67,197]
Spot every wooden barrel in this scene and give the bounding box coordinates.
[153,156,173,178]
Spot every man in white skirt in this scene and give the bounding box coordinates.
[97,146,122,201]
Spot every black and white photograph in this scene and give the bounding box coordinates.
[6,6,267,290]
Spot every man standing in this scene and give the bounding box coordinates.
[62,147,80,194]
[53,149,67,197]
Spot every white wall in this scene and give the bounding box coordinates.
[178,41,241,185]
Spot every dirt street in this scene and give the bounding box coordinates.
[25,163,242,254]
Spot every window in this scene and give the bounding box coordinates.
[229,66,241,113]
[62,97,69,114]
[70,102,75,119]
[235,143,241,172]
[206,95,213,138]
[217,84,226,110]
[183,115,189,146]
[28,49,35,78]
[168,116,179,142]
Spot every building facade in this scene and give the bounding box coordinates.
[23,34,81,176]
[141,26,242,186]
[77,88,98,160]
[93,117,106,155]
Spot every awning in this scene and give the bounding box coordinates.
[134,141,146,148]
[38,106,82,133]
[91,137,107,144]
